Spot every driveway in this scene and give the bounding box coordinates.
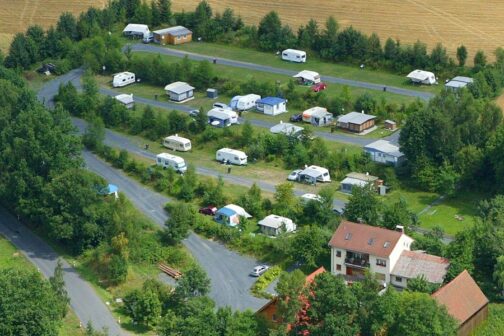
[0,208,124,335]
[128,43,434,101]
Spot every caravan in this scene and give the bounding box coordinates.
[207,108,239,127]
[230,94,261,111]
[156,153,187,173]
[282,49,307,63]
[163,134,192,152]
[216,148,247,165]
[113,72,135,88]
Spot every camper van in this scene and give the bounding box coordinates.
[113,72,135,88]
[230,94,261,111]
[156,153,187,173]
[282,49,307,63]
[163,134,192,152]
[216,148,247,165]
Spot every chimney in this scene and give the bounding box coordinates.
[395,225,404,233]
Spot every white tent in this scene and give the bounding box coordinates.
[223,204,252,218]
[292,70,321,84]
[407,70,436,85]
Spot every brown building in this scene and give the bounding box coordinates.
[153,26,192,45]
[432,270,489,336]
[337,111,376,133]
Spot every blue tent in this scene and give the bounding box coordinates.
[214,207,240,227]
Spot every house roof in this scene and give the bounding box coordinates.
[340,177,369,188]
[300,165,328,178]
[257,97,286,106]
[114,94,134,105]
[337,111,376,125]
[258,214,294,229]
[270,122,304,135]
[364,140,404,158]
[293,70,320,81]
[346,172,378,182]
[391,250,449,284]
[164,81,194,94]
[445,76,474,89]
[432,270,489,325]
[123,24,149,33]
[208,108,235,120]
[407,69,435,81]
[153,26,192,36]
[328,221,408,258]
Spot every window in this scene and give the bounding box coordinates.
[272,314,277,322]
[376,259,386,267]
[336,264,341,271]
[336,250,341,258]
[395,276,402,282]
[344,233,352,240]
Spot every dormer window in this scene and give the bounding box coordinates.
[345,233,352,240]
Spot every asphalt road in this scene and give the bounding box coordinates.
[83,151,268,310]
[129,43,434,101]
[0,208,124,336]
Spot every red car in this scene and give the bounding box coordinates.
[312,82,327,92]
[199,206,217,216]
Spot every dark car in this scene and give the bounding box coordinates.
[199,205,217,216]
[312,82,327,92]
[290,114,303,122]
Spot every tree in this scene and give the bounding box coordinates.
[174,266,210,300]
[240,120,254,147]
[83,116,105,150]
[237,183,263,218]
[289,226,329,268]
[191,60,214,89]
[56,12,78,40]
[275,270,306,326]
[456,45,468,67]
[407,275,438,294]
[494,255,504,296]
[177,165,198,201]
[273,183,300,219]
[158,0,172,23]
[50,259,69,318]
[124,288,162,326]
[382,197,415,230]
[257,11,283,51]
[163,202,195,244]
[202,176,226,206]
[109,254,128,284]
[473,50,487,72]
[344,185,381,225]
[4,33,32,69]
[0,269,64,336]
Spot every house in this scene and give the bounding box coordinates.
[292,70,321,85]
[114,94,134,109]
[269,121,304,136]
[122,24,150,38]
[407,69,437,85]
[153,26,192,45]
[364,139,405,166]
[256,97,287,116]
[384,119,397,131]
[207,108,238,127]
[214,207,240,227]
[164,82,194,102]
[298,165,331,184]
[445,76,473,91]
[329,221,414,284]
[302,107,333,126]
[340,172,379,194]
[337,112,376,133]
[390,250,450,289]
[258,214,296,236]
[432,270,489,336]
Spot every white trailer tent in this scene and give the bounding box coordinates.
[364,140,405,167]
[156,153,187,173]
[299,165,331,184]
[258,214,296,236]
[163,134,192,152]
[112,72,135,88]
[407,70,437,85]
[207,108,238,127]
[216,148,247,165]
[229,94,261,111]
[281,49,307,63]
[164,82,194,102]
[293,70,321,85]
[269,121,304,136]
[256,97,287,116]
[123,24,150,38]
[114,94,134,109]
[445,76,473,91]
[302,106,333,126]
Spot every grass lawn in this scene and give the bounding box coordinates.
[157,42,442,95]
[474,304,504,336]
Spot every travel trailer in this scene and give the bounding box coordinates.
[163,134,192,152]
[281,49,307,63]
[112,72,135,88]
[155,153,187,173]
[230,94,261,111]
[216,148,247,165]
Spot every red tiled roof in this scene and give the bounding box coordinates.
[432,270,489,325]
[392,250,449,283]
[328,221,407,258]
[305,267,325,284]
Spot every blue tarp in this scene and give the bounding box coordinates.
[257,97,285,106]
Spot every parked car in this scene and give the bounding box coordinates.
[189,109,200,118]
[287,169,302,181]
[199,205,217,216]
[312,82,327,92]
[213,102,231,110]
[250,265,269,277]
[290,114,302,122]
[142,33,154,43]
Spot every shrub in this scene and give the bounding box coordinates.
[250,265,282,298]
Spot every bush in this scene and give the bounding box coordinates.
[108,254,128,285]
[250,265,282,298]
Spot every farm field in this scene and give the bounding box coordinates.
[172,0,504,60]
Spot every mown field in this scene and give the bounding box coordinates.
[172,0,504,60]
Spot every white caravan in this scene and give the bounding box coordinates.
[156,153,187,173]
[282,49,307,63]
[113,72,135,88]
[163,134,192,152]
[216,148,247,165]
[230,94,261,111]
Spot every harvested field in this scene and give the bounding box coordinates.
[173,0,504,60]
[0,0,106,51]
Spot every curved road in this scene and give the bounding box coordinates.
[129,43,434,101]
[0,208,124,335]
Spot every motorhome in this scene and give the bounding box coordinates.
[216,148,247,165]
[113,72,135,88]
[156,153,187,173]
[230,94,261,111]
[281,49,307,63]
[163,134,192,152]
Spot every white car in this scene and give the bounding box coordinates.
[250,265,269,277]
[213,102,231,110]
[287,169,302,181]
[189,109,199,118]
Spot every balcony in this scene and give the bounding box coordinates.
[345,254,370,269]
